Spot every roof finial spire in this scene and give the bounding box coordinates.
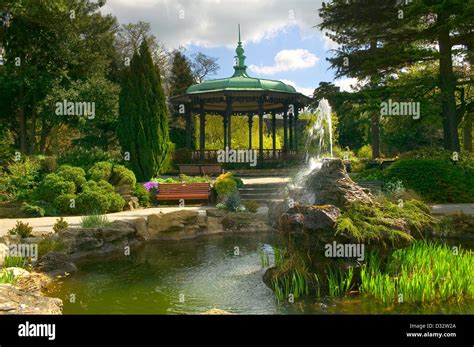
[238,23,241,43]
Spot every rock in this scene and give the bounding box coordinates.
[101,221,136,242]
[201,308,233,315]
[297,204,341,232]
[0,243,8,266]
[0,284,62,314]
[34,252,78,277]
[14,272,52,293]
[221,215,236,230]
[5,267,30,278]
[268,200,288,228]
[147,210,199,237]
[123,195,140,211]
[302,158,373,208]
[134,217,149,240]
[58,221,137,256]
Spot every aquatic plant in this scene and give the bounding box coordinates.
[327,266,354,297]
[359,241,473,304]
[3,255,28,269]
[0,269,15,284]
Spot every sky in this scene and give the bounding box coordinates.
[101,0,357,96]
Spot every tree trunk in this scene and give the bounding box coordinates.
[371,113,380,159]
[39,119,51,154]
[29,103,37,154]
[464,112,473,152]
[438,21,460,152]
[18,87,27,154]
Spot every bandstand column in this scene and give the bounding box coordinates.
[294,106,299,153]
[289,112,294,150]
[223,111,228,150]
[271,111,276,158]
[185,105,191,149]
[199,102,206,160]
[226,97,233,149]
[258,100,264,157]
[283,109,288,152]
[248,113,253,149]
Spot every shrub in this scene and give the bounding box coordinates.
[53,217,69,233]
[357,144,372,160]
[88,161,113,182]
[133,183,149,207]
[20,202,45,217]
[5,158,41,199]
[244,200,259,213]
[335,197,433,245]
[53,193,77,215]
[35,173,75,203]
[108,193,126,212]
[57,147,120,171]
[384,159,474,202]
[76,190,111,214]
[80,213,111,228]
[110,165,136,186]
[39,156,57,173]
[38,238,65,257]
[8,221,33,239]
[56,165,86,190]
[224,193,241,211]
[215,172,238,197]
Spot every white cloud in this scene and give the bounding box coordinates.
[280,79,314,97]
[248,49,319,75]
[334,78,359,92]
[101,0,325,49]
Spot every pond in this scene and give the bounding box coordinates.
[45,233,474,314]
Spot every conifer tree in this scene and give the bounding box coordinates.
[118,39,170,181]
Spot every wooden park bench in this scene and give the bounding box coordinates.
[156,182,210,202]
[179,164,223,176]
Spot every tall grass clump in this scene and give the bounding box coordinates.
[3,255,28,269]
[327,266,354,297]
[360,241,473,304]
[0,269,16,284]
[80,213,111,228]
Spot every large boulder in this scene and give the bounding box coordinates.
[301,158,373,208]
[57,220,138,258]
[0,284,62,314]
[145,210,204,240]
[34,251,78,277]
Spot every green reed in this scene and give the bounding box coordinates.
[360,241,473,304]
[327,266,354,297]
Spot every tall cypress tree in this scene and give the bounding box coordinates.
[118,39,170,181]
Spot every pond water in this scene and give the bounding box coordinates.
[45,233,474,315]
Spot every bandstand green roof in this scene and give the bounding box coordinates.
[171,25,311,113]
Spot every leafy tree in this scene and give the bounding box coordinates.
[319,0,474,153]
[191,52,220,83]
[118,39,170,181]
[0,0,116,154]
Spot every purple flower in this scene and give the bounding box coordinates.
[143,181,159,192]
